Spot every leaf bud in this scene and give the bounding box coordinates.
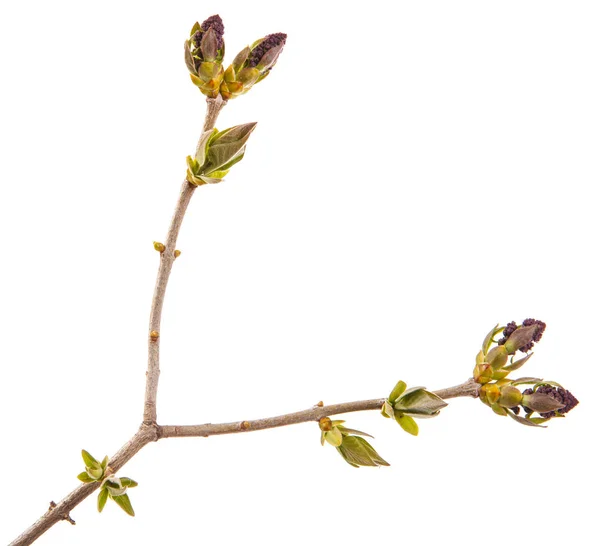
[486,345,509,370]
[319,417,332,431]
[497,386,523,408]
[153,241,166,253]
[473,363,493,384]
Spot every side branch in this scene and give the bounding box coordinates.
[143,95,226,423]
[159,379,480,439]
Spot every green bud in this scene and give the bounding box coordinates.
[486,345,509,370]
[497,386,523,408]
[484,383,500,405]
[473,363,493,384]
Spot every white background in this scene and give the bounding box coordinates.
[1,1,598,544]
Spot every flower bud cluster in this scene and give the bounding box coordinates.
[473,320,578,427]
[184,14,286,101]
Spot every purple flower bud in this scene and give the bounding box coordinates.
[498,319,546,353]
[248,33,287,68]
[522,386,579,418]
[201,14,225,50]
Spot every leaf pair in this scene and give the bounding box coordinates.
[382,380,448,436]
[186,122,257,186]
[319,418,389,468]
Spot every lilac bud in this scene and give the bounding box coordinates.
[522,386,579,418]
[498,319,546,354]
[248,33,287,69]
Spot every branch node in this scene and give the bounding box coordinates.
[150,330,160,342]
[240,421,251,431]
[314,400,324,407]
[48,501,76,525]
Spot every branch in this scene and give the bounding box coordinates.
[143,95,226,423]
[9,379,478,545]
[159,379,480,439]
[9,425,158,546]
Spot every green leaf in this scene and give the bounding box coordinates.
[120,478,138,488]
[336,426,374,438]
[395,412,419,436]
[77,471,95,483]
[184,40,196,74]
[97,488,109,512]
[482,323,501,355]
[198,175,224,185]
[324,427,343,447]
[194,129,217,167]
[210,148,246,173]
[101,456,109,470]
[507,410,547,428]
[205,122,257,173]
[86,466,104,480]
[81,450,99,469]
[189,21,200,37]
[111,492,135,517]
[394,388,448,417]
[336,436,390,468]
[203,169,230,179]
[388,380,407,403]
[510,377,543,386]
[504,353,533,372]
[533,380,564,391]
[232,46,250,73]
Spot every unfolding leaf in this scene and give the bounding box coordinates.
[97,488,109,513]
[504,353,533,372]
[324,427,343,447]
[388,380,407,403]
[336,426,374,438]
[507,410,547,428]
[395,412,419,436]
[335,436,389,468]
[381,400,394,418]
[482,323,501,355]
[394,388,448,417]
[120,477,138,488]
[81,450,99,469]
[510,377,543,386]
[111,492,135,517]
[77,471,95,483]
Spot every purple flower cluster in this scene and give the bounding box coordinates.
[498,318,546,353]
[248,33,287,67]
[193,14,225,51]
[522,385,579,418]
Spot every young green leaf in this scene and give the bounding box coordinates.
[77,471,95,483]
[335,436,390,468]
[111,492,135,517]
[81,450,99,469]
[97,488,109,513]
[395,413,419,436]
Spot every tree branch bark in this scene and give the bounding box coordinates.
[143,95,226,423]
[158,379,480,438]
[9,379,479,545]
